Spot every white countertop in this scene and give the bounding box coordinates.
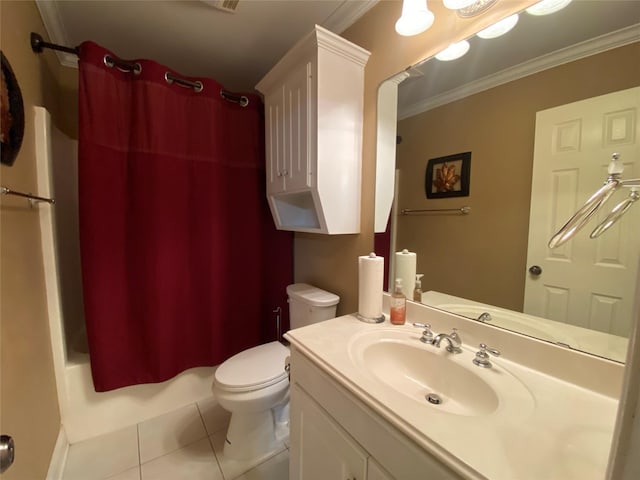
[286,313,619,480]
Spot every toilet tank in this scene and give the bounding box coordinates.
[287,283,340,330]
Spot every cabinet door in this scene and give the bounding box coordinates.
[283,61,312,192]
[265,86,285,193]
[290,384,368,480]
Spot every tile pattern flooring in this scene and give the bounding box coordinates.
[62,398,289,480]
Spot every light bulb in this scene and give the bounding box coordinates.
[435,40,470,61]
[395,0,435,36]
[443,0,477,9]
[526,0,572,16]
[477,14,519,39]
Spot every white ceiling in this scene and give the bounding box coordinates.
[36,0,378,92]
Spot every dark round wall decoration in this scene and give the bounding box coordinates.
[1,51,25,166]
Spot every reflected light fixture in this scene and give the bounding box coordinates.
[526,0,572,16]
[435,40,470,61]
[395,0,435,36]
[477,14,519,39]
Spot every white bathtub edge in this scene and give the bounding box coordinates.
[46,425,69,480]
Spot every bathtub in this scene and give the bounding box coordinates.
[35,107,215,443]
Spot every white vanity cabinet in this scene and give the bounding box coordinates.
[291,385,368,480]
[289,347,462,480]
[256,25,370,234]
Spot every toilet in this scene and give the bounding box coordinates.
[213,283,339,460]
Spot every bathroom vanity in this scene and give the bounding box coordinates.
[285,300,623,480]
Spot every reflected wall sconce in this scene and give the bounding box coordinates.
[477,13,519,39]
[526,0,572,16]
[435,40,470,61]
[395,0,435,36]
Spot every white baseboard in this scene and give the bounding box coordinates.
[46,426,69,480]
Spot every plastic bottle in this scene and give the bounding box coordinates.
[390,278,406,325]
[413,274,424,302]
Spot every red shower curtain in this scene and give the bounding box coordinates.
[78,42,292,392]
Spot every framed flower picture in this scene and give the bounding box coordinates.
[425,152,471,199]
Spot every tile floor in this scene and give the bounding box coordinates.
[62,398,289,480]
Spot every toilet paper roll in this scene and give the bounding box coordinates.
[358,253,384,320]
[395,249,416,299]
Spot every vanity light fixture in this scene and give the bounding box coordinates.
[442,0,476,10]
[435,40,470,61]
[477,14,519,39]
[455,0,498,18]
[526,0,572,16]
[395,0,435,37]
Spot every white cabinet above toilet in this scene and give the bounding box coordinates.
[256,25,370,234]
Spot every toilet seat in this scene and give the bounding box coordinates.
[215,341,289,393]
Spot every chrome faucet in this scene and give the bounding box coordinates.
[412,323,463,353]
[412,322,435,344]
[432,328,462,354]
[477,312,492,322]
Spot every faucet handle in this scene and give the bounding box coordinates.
[412,322,434,344]
[473,343,501,368]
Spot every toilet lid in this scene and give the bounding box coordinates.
[215,341,289,392]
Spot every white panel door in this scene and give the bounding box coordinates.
[525,87,640,337]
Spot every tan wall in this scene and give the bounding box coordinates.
[295,0,536,314]
[0,2,67,478]
[395,43,640,311]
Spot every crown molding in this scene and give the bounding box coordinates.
[35,0,78,68]
[399,24,640,120]
[322,0,379,34]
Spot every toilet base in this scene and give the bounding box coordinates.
[223,402,289,461]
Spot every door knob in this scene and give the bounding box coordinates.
[0,435,15,473]
[529,265,542,276]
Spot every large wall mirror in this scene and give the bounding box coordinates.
[377,0,640,363]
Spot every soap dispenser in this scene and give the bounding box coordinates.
[413,274,424,302]
[390,278,406,325]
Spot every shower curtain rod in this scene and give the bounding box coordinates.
[30,32,250,107]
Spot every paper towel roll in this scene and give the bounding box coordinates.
[395,249,416,299]
[358,253,384,320]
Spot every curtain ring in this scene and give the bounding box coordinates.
[239,96,249,107]
[103,55,114,68]
[133,63,142,75]
[164,71,174,85]
[194,81,203,93]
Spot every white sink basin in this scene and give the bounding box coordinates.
[349,328,535,419]
[361,340,498,416]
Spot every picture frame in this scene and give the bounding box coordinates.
[425,152,471,199]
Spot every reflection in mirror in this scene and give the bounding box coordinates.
[379,0,640,363]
